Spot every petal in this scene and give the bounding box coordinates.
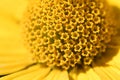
[0,64,50,80]
[100,66,120,80]
[77,68,101,80]
[93,65,120,80]
[69,68,78,80]
[0,15,27,54]
[0,53,32,63]
[93,66,111,80]
[0,11,34,75]
[93,48,120,66]
[12,65,50,80]
[107,49,120,65]
[69,67,90,80]
[42,69,69,80]
[77,68,89,80]
[0,57,33,75]
[112,63,120,70]
[92,43,120,80]
[108,0,120,8]
[0,0,28,20]
[86,68,101,80]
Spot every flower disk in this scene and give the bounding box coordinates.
[23,0,116,70]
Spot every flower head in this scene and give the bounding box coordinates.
[1,0,120,80]
[23,0,117,70]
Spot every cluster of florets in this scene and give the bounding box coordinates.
[23,0,115,70]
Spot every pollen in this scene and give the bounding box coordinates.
[23,0,116,70]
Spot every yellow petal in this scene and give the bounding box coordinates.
[107,0,120,8]
[0,15,27,54]
[0,59,33,75]
[0,7,34,75]
[93,66,111,80]
[42,69,69,80]
[0,53,32,63]
[12,65,51,80]
[32,66,51,80]
[69,67,90,80]
[0,64,49,80]
[69,68,77,80]
[109,62,120,70]
[92,49,120,80]
[77,69,89,80]
[107,49,120,65]
[52,70,69,80]
[93,48,120,66]
[86,68,101,80]
[0,0,28,20]
[99,66,120,80]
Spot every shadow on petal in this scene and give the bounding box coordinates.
[93,6,120,66]
[69,6,120,80]
[0,64,51,80]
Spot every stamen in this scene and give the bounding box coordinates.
[23,0,116,70]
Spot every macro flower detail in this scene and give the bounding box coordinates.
[22,0,116,70]
[1,0,120,80]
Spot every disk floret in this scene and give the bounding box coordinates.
[23,0,115,70]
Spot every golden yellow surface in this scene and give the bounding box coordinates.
[0,0,28,20]
[0,0,119,60]
[0,0,119,66]
[0,0,120,79]
[0,0,28,54]
[0,0,120,51]
[0,0,34,75]
[108,0,120,8]
[22,0,118,70]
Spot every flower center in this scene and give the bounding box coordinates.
[23,0,115,70]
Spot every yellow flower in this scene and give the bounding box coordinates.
[0,0,120,80]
